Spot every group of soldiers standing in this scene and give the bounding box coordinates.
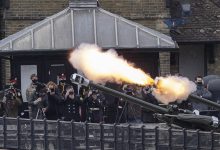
[25,73,105,123]
[0,73,216,124]
[0,73,155,123]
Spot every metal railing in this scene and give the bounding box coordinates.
[0,116,220,150]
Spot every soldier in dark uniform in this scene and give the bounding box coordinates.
[115,97,127,123]
[44,81,64,120]
[86,90,103,123]
[3,88,22,117]
[0,90,4,116]
[191,76,212,114]
[26,74,47,119]
[62,86,82,121]
[2,77,23,118]
[79,86,91,122]
[141,86,158,123]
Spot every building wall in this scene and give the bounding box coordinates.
[1,0,69,85]
[4,0,69,36]
[100,0,171,76]
[100,0,170,33]
[0,7,4,39]
[208,44,220,75]
[179,44,205,80]
[1,0,171,85]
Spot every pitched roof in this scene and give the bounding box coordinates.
[171,0,220,42]
[0,6,177,53]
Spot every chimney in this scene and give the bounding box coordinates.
[69,0,98,8]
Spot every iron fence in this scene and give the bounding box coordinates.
[0,116,220,150]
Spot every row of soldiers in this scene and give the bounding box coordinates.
[1,73,213,123]
[25,73,106,122]
[0,73,157,123]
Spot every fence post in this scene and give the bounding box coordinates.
[211,130,214,150]
[44,119,48,150]
[85,121,89,149]
[71,120,75,150]
[17,117,21,150]
[57,119,61,150]
[30,118,34,150]
[197,129,200,149]
[127,124,130,150]
[113,123,117,150]
[100,122,104,150]
[121,125,124,150]
[155,126,158,150]
[168,127,172,149]
[3,116,6,148]
[183,129,186,150]
[141,125,145,150]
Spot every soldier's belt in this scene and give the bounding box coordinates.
[90,108,100,111]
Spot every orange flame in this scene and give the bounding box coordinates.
[152,76,196,104]
[69,44,197,104]
[69,43,154,86]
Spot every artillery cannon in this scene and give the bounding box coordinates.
[71,73,220,131]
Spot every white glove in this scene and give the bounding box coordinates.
[193,109,200,115]
[33,97,42,105]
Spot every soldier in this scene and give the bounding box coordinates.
[191,76,212,114]
[62,86,82,121]
[2,77,23,117]
[44,81,64,120]
[3,88,22,117]
[0,90,4,116]
[57,73,69,96]
[86,90,103,123]
[141,86,159,123]
[115,97,127,123]
[6,77,24,115]
[26,74,46,119]
[79,86,90,122]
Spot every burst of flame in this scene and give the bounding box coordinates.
[152,76,196,104]
[69,43,154,86]
[69,44,197,104]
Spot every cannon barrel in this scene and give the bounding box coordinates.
[90,82,169,114]
[188,94,220,110]
[70,73,169,114]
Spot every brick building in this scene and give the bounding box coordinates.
[0,0,177,103]
[1,0,219,87]
[0,0,176,91]
[170,0,220,79]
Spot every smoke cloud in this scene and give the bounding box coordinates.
[152,76,197,104]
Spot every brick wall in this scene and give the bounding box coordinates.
[207,44,220,75]
[5,0,68,20]
[99,0,170,33]
[1,0,69,86]
[4,0,170,36]
[0,7,4,39]
[4,0,69,36]
[1,59,11,87]
[159,52,170,76]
